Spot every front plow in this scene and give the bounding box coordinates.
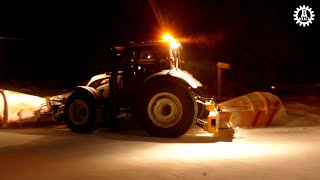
[197,91,287,134]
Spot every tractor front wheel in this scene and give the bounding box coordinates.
[64,90,99,133]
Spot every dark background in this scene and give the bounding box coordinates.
[0,0,319,96]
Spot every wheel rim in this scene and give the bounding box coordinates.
[147,92,183,128]
[69,99,90,125]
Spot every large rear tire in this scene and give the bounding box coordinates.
[137,83,197,138]
[64,90,99,133]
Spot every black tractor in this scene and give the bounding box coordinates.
[61,37,210,138]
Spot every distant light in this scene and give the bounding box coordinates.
[271,86,276,90]
[114,46,125,50]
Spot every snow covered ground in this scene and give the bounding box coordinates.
[0,95,319,179]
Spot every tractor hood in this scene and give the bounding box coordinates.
[150,68,203,88]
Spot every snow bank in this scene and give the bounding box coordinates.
[280,96,320,127]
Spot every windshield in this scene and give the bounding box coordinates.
[136,43,182,71]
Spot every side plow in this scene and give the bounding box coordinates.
[0,89,61,128]
[197,91,288,134]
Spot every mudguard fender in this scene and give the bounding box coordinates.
[141,68,203,89]
[71,86,104,103]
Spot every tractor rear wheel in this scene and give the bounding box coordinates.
[138,84,197,138]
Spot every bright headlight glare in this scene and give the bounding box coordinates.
[170,41,180,49]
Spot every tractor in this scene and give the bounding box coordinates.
[0,35,286,136]
[59,34,214,138]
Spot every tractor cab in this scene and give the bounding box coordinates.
[111,35,183,77]
[105,40,183,104]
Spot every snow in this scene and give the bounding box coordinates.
[281,96,320,127]
[0,94,320,179]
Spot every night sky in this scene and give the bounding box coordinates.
[0,0,319,95]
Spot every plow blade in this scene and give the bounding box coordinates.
[216,91,287,129]
[0,89,58,128]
